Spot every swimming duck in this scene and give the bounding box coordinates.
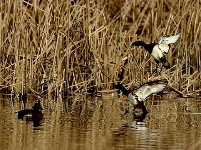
[131,33,181,73]
[115,79,168,114]
[17,100,43,124]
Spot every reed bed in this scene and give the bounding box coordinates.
[0,0,201,99]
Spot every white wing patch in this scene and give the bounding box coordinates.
[158,44,169,54]
[159,33,181,45]
[152,46,163,59]
[158,33,181,54]
[128,93,138,105]
[134,83,167,102]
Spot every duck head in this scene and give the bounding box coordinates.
[114,83,124,89]
[114,83,130,96]
[32,101,43,112]
[131,41,146,47]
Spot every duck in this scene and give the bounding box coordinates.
[17,100,43,125]
[115,79,168,114]
[131,33,181,73]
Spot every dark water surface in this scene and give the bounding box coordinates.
[1,95,201,150]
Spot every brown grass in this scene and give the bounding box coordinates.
[0,0,201,99]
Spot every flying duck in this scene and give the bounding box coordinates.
[17,100,43,126]
[115,79,168,114]
[131,33,181,73]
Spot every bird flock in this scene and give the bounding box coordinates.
[16,33,181,125]
[115,33,181,115]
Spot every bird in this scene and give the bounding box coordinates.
[115,79,168,114]
[131,33,181,73]
[17,100,43,126]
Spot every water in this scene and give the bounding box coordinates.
[1,95,201,150]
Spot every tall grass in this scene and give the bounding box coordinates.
[0,0,201,99]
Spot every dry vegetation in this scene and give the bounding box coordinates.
[0,0,201,99]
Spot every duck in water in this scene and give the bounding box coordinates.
[115,79,168,114]
[17,100,43,126]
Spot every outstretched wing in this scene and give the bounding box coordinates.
[159,33,181,44]
[134,79,168,102]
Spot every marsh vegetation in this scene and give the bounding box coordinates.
[1,0,201,99]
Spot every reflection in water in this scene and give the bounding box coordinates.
[0,96,201,150]
[120,111,148,128]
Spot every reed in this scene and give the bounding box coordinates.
[0,0,201,99]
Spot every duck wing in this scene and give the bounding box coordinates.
[159,33,181,45]
[134,79,168,102]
